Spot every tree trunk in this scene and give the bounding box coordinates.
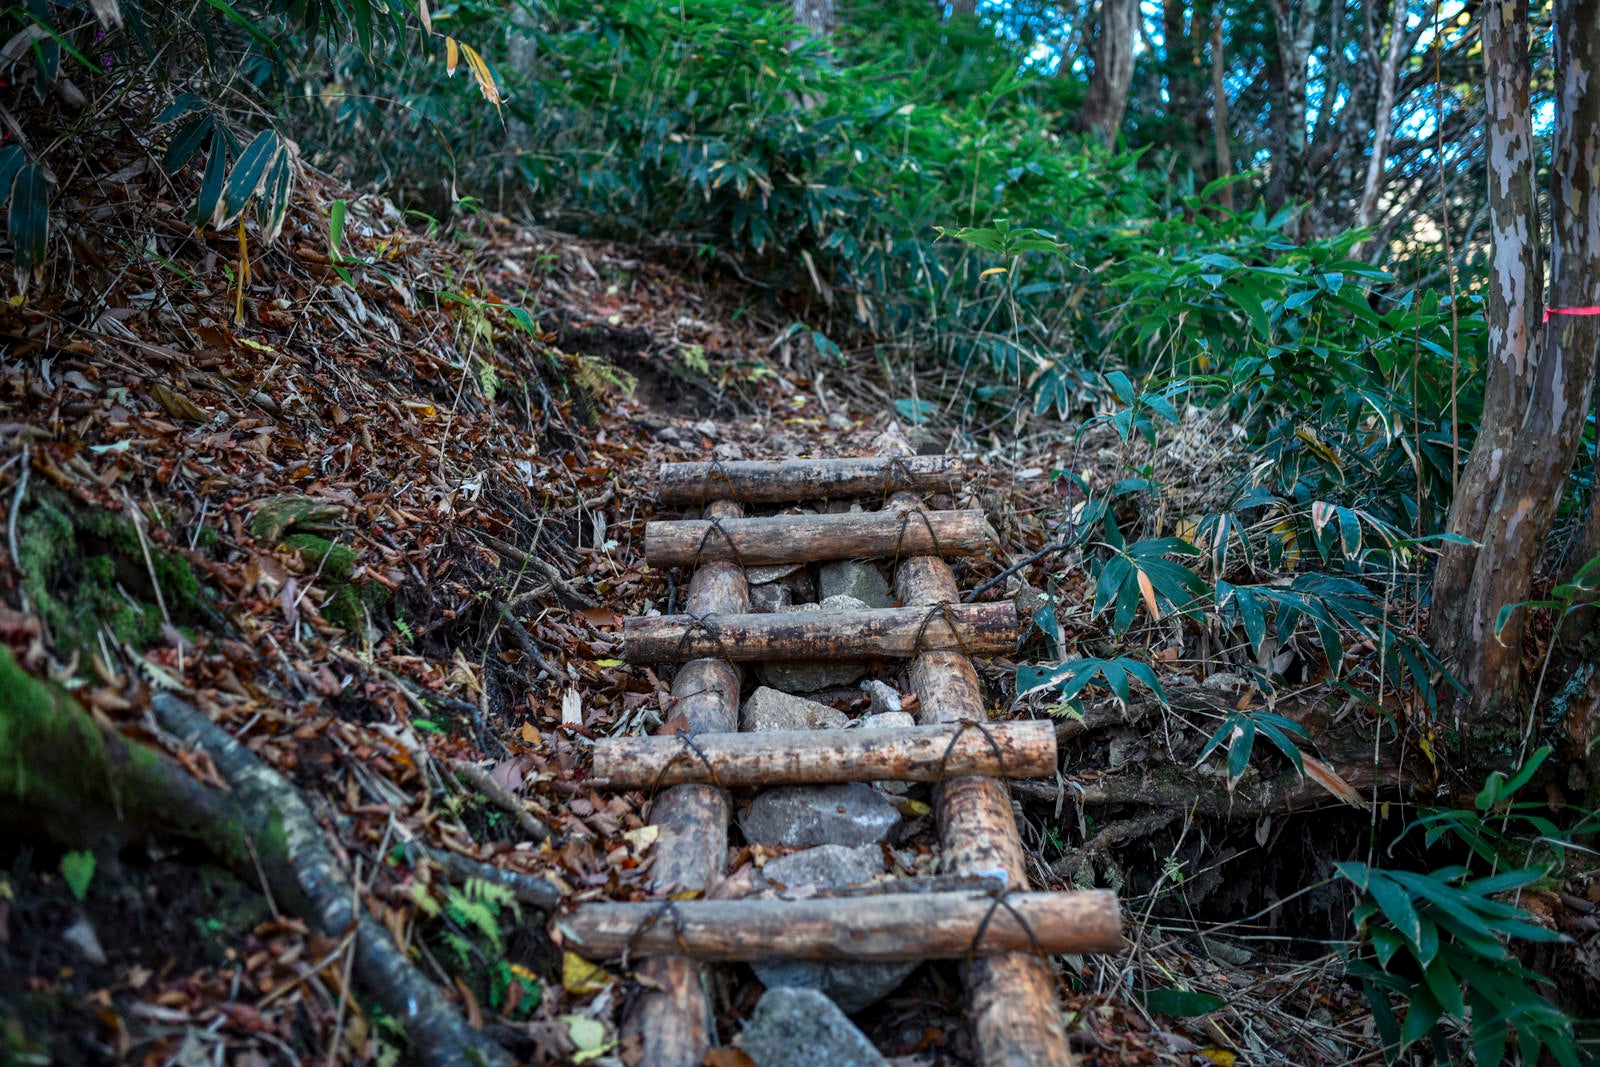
[794,0,833,35]
[1080,0,1141,147]
[1355,0,1413,249]
[1265,0,1324,232]
[1209,12,1233,210]
[1429,0,1600,733]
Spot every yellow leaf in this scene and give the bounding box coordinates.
[557,1015,613,1060]
[237,337,276,353]
[445,36,460,76]
[1199,1050,1237,1066]
[1136,567,1162,621]
[623,824,659,851]
[1303,754,1368,808]
[561,952,612,995]
[899,798,931,817]
[1294,425,1343,470]
[418,0,432,35]
[520,722,539,744]
[461,43,501,106]
[979,266,1008,278]
[593,658,624,668]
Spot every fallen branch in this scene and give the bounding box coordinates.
[474,531,598,609]
[446,758,553,844]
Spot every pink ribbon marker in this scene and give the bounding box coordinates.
[1543,305,1600,322]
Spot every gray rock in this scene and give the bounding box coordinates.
[739,987,889,1067]
[749,581,793,613]
[746,563,804,585]
[758,660,867,691]
[818,561,892,608]
[760,844,882,891]
[826,411,854,431]
[860,712,915,731]
[759,596,870,691]
[739,783,900,848]
[752,844,914,1012]
[742,687,849,732]
[861,680,903,715]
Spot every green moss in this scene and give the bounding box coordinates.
[248,496,345,543]
[15,488,212,664]
[322,578,390,632]
[283,533,358,580]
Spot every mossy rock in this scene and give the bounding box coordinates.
[248,496,346,544]
[276,533,389,631]
[283,534,358,580]
[323,578,391,632]
[15,488,212,663]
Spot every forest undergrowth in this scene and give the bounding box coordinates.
[4,0,1600,1062]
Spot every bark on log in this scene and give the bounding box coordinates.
[655,456,965,505]
[645,509,992,567]
[625,500,747,1067]
[892,506,1082,1067]
[0,648,514,1067]
[622,603,1018,663]
[593,722,1056,789]
[555,890,1123,962]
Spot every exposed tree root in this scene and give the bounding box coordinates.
[0,648,515,1067]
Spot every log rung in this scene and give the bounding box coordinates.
[656,456,966,505]
[553,889,1122,963]
[593,722,1057,788]
[622,603,1019,663]
[645,508,993,567]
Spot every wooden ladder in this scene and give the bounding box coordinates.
[555,457,1122,1066]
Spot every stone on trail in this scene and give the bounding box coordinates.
[860,712,915,731]
[741,686,849,732]
[739,987,889,1067]
[759,843,882,890]
[751,845,917,1011]
[818,560,892,608]
[748,580,792,613]
[739,783,899,849]
[757,595,871,691]
[861,679,903,715]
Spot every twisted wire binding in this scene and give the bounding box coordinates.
[691,514,746,569]
[879,455,916,506]
[931,718,1012,792]
[696,458,741,505]
[890,506,945,570]
[964,888,1050,966]
[672,611,737,663]
[911,602,973,657]
[621,899,692,969]
[648,727,724,794]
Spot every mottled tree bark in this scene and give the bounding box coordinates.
[1079,0,1141,147]
[1430,0,1600,731]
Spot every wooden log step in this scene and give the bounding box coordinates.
[656,456,965,505]
[645,509,992,567]
[554,890,1123,963]
[593,721,1056,789]
[622,603,1018,663]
